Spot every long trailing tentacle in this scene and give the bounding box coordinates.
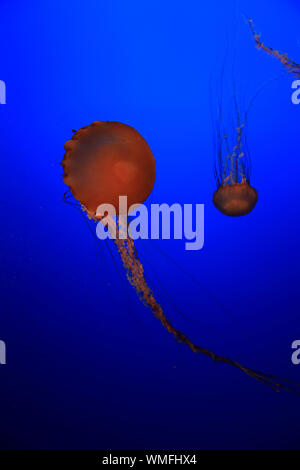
[64,200,300,394]
[247,17,300,77]
[113,220,300,395]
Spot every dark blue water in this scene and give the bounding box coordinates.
[1,0,300,449]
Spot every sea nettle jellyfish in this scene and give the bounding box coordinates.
[213,80,258,217]
[213,15,300,217]
[62,120,299,394]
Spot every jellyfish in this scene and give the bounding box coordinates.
[247,18,300,77]
[62,120,300,394]
[213,80,258,217]
[213,16,300,217]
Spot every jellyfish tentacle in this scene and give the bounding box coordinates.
[247,18,300,77]
[112,220,300,395]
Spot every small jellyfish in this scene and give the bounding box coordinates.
[213,85,258,217]
[213,16,300,217]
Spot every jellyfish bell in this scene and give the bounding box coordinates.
[213,182,258,217]
[62,121,156,218]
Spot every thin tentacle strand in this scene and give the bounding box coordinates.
[248,18,300,77]
[113,219,300,395]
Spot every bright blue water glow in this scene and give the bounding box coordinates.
[0,0,300,449]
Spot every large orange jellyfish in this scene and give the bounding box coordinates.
[62,120,300,394]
